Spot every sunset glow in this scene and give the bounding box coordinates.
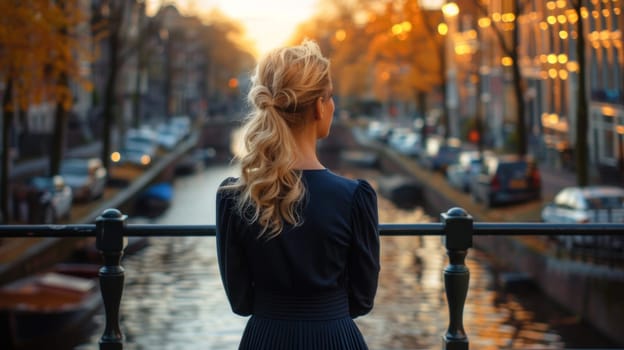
[149,0,319,56]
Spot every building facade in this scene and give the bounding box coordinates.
[448,0,623,183]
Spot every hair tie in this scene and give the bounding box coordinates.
[261,99,275,110]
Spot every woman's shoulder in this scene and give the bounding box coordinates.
[217,177,240,197]
[318,171,376,196]
[347,178,376,204]
[219,176,239,187]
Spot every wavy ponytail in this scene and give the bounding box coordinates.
[227,40,331,239]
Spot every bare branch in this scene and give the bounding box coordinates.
[470,0,513,56]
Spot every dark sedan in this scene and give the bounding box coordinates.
[471,154,541,208]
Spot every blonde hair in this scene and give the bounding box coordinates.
[229,40,331,239]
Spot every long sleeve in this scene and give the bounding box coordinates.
[347,179,380,318]
[215,178,253,316]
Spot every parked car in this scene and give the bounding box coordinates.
[155,123,183,150]
[125,128,159,157]
[111,144,153,168]
[419,137,462,173]
[366,120,392,142]
[12,175,73,224]
[542,186,624,250]
[59,158,107,202]
[471,154,541,208]
[169,115,191,139]
[541,186,624,224]
[111,128,159,168]
[387,128,412,148]
[446,150,492,193]
[390,131,422,157]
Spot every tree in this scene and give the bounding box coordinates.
[416,3,449,140]
[92,0,156,171]
[0,0,87,220]
[288,5,366,103]
[50,0,89,176]
[472,0,530,156]
[132,1,150,128]
[93,0,124,172]
[198,9,256,115]
[570,0,588,186]
[289,0,441,121]
[365,3,433,109]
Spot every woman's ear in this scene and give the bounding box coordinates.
[315,97,324,120]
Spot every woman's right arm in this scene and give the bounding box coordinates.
[216,179,254,316]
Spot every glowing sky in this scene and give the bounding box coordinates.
[152,0,319,56]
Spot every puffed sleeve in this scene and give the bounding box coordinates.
[216,177,253,316]
[347,179,380,318]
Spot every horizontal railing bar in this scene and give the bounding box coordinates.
[115,223,445,237]
[379,223,443,236]
[127,224,214,236]
[473,222,624,235]
[0,224,97,237]
[1,222,624,238]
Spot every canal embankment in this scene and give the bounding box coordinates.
[345,123,624,346]
[0,132,199,286]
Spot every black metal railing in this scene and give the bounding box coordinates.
[2,207,624,350]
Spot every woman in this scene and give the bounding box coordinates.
[216,40,380,350]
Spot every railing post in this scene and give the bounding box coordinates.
[96,208,127,350]
[441,207,472,350]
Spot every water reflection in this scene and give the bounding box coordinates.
[78,165,615,349]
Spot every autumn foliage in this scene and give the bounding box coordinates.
[0,0,90,111]
[288,0,444,111]
[0,0,89,220]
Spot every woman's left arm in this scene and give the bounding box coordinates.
[347,180,380,318]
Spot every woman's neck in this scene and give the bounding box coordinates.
[291,124,324,170]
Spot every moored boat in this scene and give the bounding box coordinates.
[135,182,173,218]
[0,264,102,350]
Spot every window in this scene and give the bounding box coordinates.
[603,116,615,160]
[590,48,599,91]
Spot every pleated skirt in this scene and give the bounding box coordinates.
[238,290,369,350]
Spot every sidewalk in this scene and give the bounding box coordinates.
[10,142,101,179]
[537,160,577,200]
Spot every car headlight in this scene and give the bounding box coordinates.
[111,152,121,163]
[141,155,151,165]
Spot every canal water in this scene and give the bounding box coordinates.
[78,164,617,350]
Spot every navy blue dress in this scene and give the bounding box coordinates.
[216,169,380,350]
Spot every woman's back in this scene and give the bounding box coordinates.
[217,170,379,349]
[249,170,374,288]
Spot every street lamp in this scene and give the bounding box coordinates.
[438,22,449,36]
[335,29,346,42]
[419,0,445,9]
[441,2,459,17]
[441,2,460,139]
